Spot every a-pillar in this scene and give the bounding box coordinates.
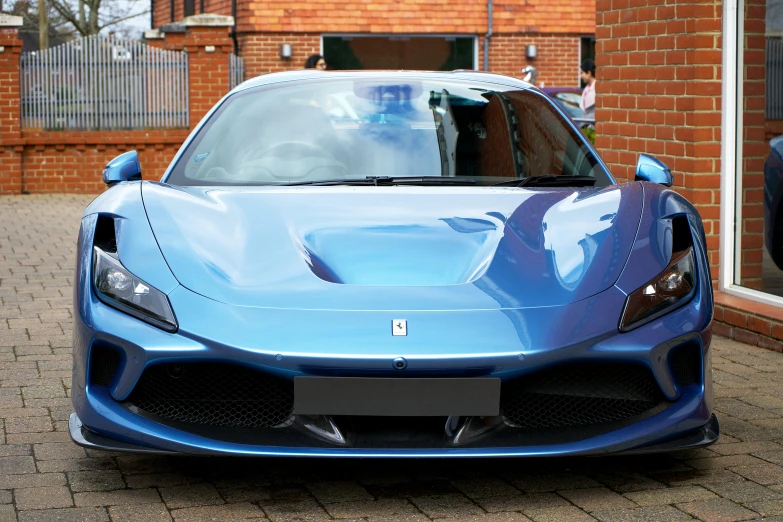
[0,15,23,195]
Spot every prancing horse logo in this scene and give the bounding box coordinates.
[392,319,407,336]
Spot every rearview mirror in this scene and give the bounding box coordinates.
[103,151,142,187]
[635,154,673,186]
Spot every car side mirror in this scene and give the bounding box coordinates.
[103,151,142,187]
[635,154,673,186]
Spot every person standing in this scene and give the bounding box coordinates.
[305,54,327,70]
[579,59,596,119]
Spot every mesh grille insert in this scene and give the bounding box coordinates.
[90,345,121,387]
[128,362,294,429]
[668,344,701,387]
[501,362,664,429]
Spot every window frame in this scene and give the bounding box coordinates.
[718,0,783,306]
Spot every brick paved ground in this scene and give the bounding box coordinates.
[1,194,783,522]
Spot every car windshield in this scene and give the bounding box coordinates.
[166,78,612,187]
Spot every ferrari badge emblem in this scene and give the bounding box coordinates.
[392,319,407,336]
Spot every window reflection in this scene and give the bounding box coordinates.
[741,0,783,295]
[169,79,611,187]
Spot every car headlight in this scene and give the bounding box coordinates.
[619,247,696,332]
[93,247,178,332]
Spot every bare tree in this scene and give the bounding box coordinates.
[6,0,147,44]
[47,0,148,37]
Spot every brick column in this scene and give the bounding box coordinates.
[0,15,23,195]
[594,0,742,285]
[146,14,234,130]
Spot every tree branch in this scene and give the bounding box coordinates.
[97,9,148,31]
[48,0,86,35]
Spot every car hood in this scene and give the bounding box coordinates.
[141,182,643,311]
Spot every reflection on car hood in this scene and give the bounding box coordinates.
[141,182,643,310]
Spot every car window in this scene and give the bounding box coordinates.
[555,92,582,107]
[166,79,611,187]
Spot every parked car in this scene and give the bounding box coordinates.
[765,134,783,268]
[70,70,717,457]
[543,87,595,128]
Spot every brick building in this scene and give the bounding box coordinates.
[149,0,597,87]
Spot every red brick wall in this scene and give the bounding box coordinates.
[18,132,186,193]
[238,33,321,78]
[0,23,231,195]
[0,26,23,195]
[594,0,726,282]
[150,1,592,85]
[234,0,593,35]
[714,292,783,353]
[152,0,166,28]
[237,32,582,86]
[155,0,596,35]
[152,0,183,27]
[0,147,23,196]
[481,34,582,87]
[187,27,234,126]
[203,0,232,18]
[153,0,233,30]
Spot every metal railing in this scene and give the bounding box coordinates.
[768,38,783,121]
[229,53,245,90]
[21,35,189,130]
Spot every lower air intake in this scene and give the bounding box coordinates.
[668,343,701,387]
[89,345,121,387]
[127,362,294,429]
[501,362,665,429]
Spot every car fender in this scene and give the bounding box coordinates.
[82,182,179,295]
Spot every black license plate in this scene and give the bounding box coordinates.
[294,377,500,416]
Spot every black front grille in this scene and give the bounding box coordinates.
[89,345,121,387]
[127,362,294,429]
[501,362,665,429]
[668,343,701,386]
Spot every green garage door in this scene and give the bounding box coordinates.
[323,36,475,71]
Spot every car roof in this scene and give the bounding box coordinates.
[235,70,538,94]
[542,87,582,94]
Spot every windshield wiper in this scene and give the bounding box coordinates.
[493,175,597,188]
[281,176,477,186]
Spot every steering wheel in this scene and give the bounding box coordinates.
[249,141,335,161]
[240,140,348,180]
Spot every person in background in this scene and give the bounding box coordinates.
[579,59,596,119]
[305,54,327,70]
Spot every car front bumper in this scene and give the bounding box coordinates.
[71,276,717,457]
[69,411,719,457]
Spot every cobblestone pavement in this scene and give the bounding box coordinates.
[2,194,783,522]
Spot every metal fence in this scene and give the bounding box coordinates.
[768,38,783,121]
[229,53,245,90]
[21,36,189,130]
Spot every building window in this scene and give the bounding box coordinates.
[322,36,476,71]
[722,0,783,305]
[184,0,195,17]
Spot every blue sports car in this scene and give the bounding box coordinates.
[70,70,718,457]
